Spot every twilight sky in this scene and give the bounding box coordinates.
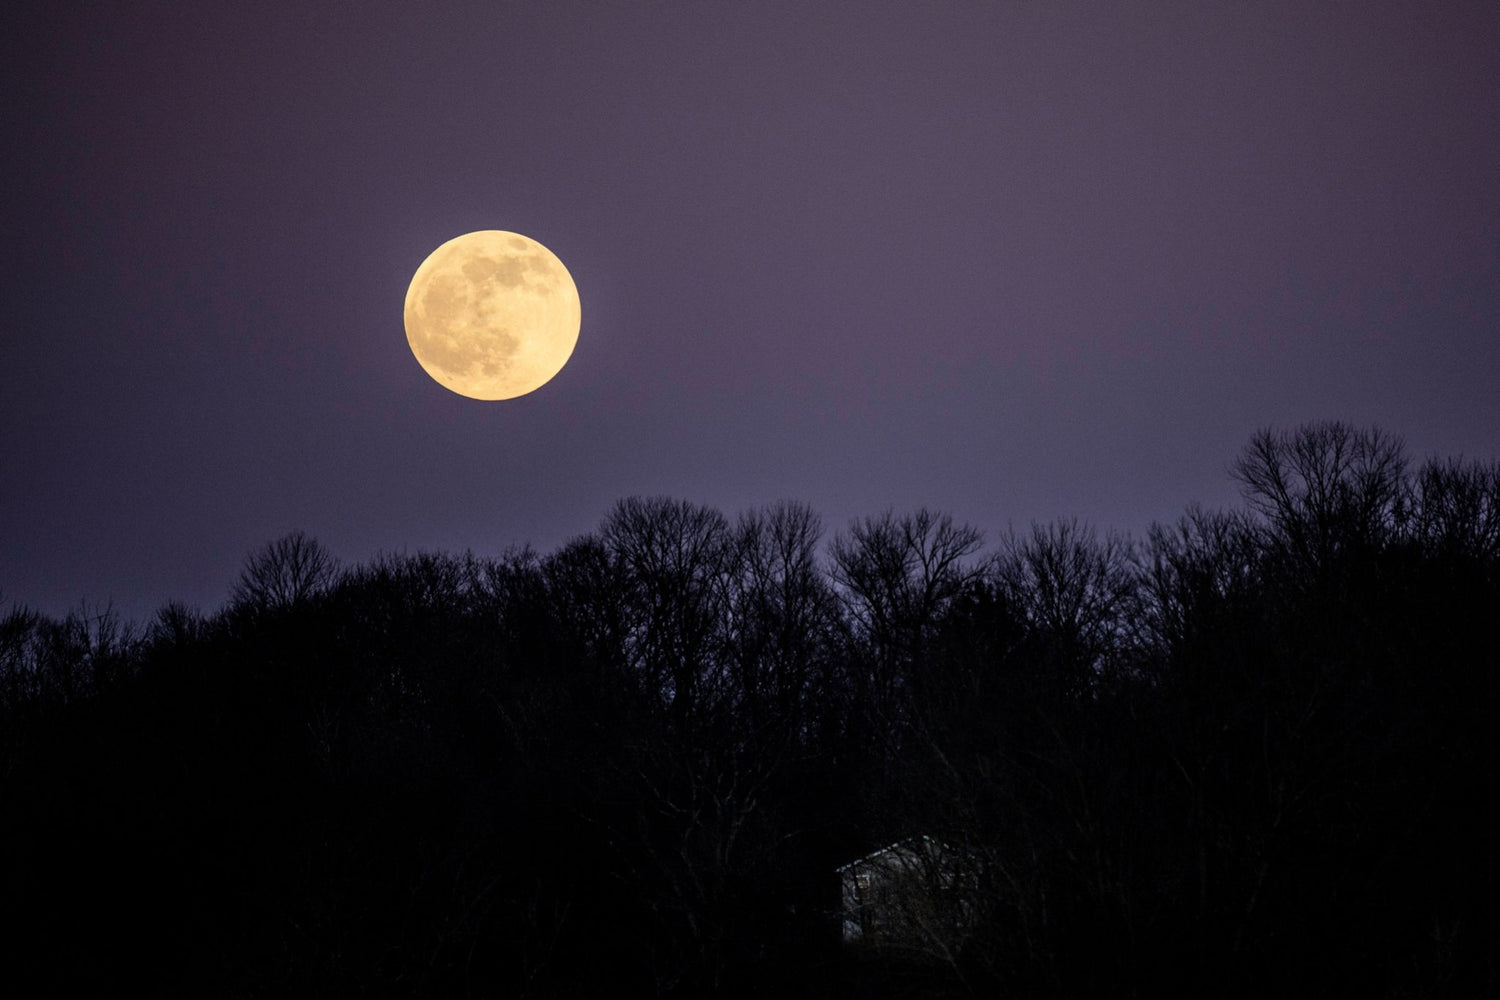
[3,1,1498,623]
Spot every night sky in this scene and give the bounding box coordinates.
[4,1,1498,623]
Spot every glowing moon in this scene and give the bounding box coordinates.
[404,230,580,400]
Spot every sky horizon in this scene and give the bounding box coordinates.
[4,1,1498,624]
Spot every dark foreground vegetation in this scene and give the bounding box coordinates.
[3,422,1497,997]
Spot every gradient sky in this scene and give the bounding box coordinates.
[4,1,1498,623]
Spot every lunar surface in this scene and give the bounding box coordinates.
[404,230,580,400]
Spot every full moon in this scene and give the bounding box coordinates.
[404,230,580,400]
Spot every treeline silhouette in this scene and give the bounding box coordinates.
[2,422,1496,997]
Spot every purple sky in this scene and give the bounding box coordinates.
[4,2,1498,623]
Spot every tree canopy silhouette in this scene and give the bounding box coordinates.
[2,423,1496,998]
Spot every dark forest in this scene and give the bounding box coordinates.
[3,422,1496,997]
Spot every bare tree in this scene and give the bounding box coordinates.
[0,597,41,711]
[231,530,339,613]
[1136,505,1260,667]
[725,500,840,737]
[544,533,631,677]
[601,496,734,726]
[150,601,203,646]
[1231,421,1407,572]
[1404,457,1500,561]
[829,509,985,728]
[995,518,1135,696]
[30,601,136,703]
